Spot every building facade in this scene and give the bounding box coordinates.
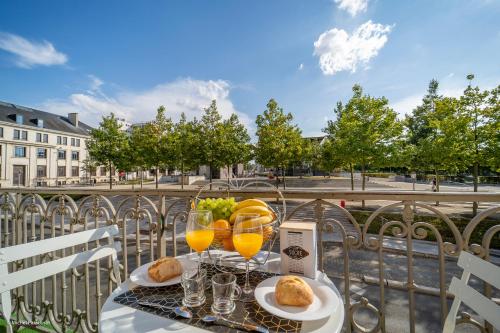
[0,101,98,187]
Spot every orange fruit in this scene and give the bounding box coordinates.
[214,219,231,240]
[222,237,235,251]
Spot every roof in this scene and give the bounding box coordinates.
[0,101,92,136]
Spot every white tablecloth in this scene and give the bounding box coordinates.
[99,252,344,333]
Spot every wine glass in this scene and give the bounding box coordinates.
[186,210,214,274]
[232,213,263,302]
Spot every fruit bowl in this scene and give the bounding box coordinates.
[192,181,285,273]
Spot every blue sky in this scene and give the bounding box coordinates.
[0,0,499,136]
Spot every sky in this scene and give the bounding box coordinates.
[0,0,499,137]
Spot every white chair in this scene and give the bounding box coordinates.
[0,225,121,333]
[443,251,500,332]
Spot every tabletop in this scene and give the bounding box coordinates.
[99,252,345,333]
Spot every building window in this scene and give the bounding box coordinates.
[0,127,3,137]
[90,168,96,176]
[57,136,61,144]
[100,167,107,176]
[15,130,27,140]
[76,138,80,147]
[37,165,47,177]
[21,131,27,140]
[71,138,75,146]
[15,146,26,157]
[63,137,67,145]
[71,151,79,161]
[14,129,20,139]
[57,166,66,177]
[43,134,48,143]
[58,150,66,159]
[37,148,47,158]
[36,133,42,142]
[72,166,79,177]
[37,119,44,128]
[16,114,23,125]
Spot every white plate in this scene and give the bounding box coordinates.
[130,258,197,287]
[254,275,340,321]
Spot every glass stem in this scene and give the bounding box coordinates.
[198,251,202,276]
[244,259,251,294]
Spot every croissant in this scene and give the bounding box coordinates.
[147,257,182,282]
[275,275,314,307]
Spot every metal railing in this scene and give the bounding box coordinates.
[0,188,499,332]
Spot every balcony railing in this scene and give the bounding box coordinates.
[0,188,499,332]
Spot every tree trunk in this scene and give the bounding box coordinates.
[109,163,112,190]
[140,168,143,189]
[155,167,159,189]
[361,164,366,208]
[349,163,354,191]
[181,161,184,190]
[282,166,286,190]
[209,162,213,190]
[473,162,479,215]
[435,168,440,206]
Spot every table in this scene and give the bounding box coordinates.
[99,252,344,333]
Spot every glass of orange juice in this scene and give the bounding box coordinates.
[233,213,263,302]
[186,210,214,274]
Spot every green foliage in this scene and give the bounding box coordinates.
[171,113,200,187]
[86,113,129,189]
[255,99,304,173]
[196,100,251,182]
[322,85,403,187]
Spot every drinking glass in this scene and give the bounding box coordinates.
[211,273,241,314]
[186,210,214,274]
[232,213,263,302]
[181,268,206,307]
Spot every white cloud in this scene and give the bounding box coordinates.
[0,32,67,68]
[298,63,304,70]
[390,87,464,117]
[41,78,252,130]
[334,0,369,16]
[313,20,393,75]
[390,94,423,117]
[87,75,104,92]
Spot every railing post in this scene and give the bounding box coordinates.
[403,201,416,333]
[314,199,325,272]
[156,194,166,259]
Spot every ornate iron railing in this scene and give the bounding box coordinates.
[0,188,499,332]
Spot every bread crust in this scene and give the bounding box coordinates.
[147,257,182,282]
[275,275,314,306]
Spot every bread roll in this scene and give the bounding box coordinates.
[147,257,182,282]
[275,275,313,307]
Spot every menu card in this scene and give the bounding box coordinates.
[279,221,317,279]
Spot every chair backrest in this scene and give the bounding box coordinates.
[0,225,121,333]
[443,251,500,332]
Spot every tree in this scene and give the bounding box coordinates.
[219,114,252,183]
[80,157,98,185]
[460,75,498,214]
[87,113,129,189]
[255,99,304,189]
[414,97,469,203]
[171,113,200,189]
[128,124,150,188]
[138,106,174,188]
[197,100,226,188]
[323,85,403,202]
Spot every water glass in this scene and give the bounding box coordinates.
[181,268,206,307]
[211,273,241,314]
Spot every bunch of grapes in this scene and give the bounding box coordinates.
[197,197,238,221]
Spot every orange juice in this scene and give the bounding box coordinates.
[233,233,263,259]
[186,229,214,253]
